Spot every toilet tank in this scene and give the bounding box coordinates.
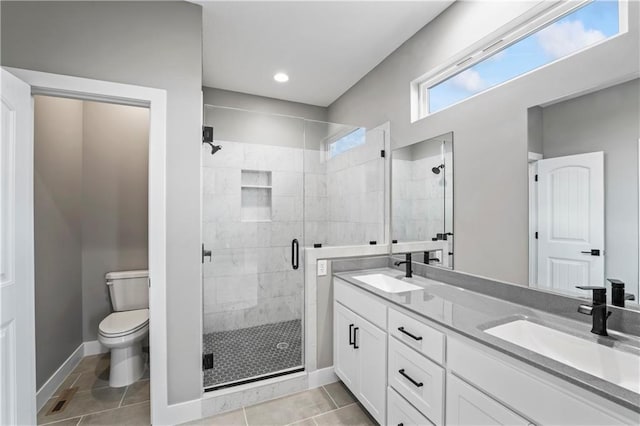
[106,270,149,311]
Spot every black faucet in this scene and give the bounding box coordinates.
[576,286,612,336]
[394,253,412,278]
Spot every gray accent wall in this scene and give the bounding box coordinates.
[82,101,149,341]
[2,1,203,404]
[33,96,149,387]
[540,79,640,298]
[34,96,84,389]
[328,0,640,286]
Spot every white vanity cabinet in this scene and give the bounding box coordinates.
[446,374,530,426]
[333,277,639,426]
[334,278,387,424]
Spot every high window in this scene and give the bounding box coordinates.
[414,0,623,119]
[328,127,366,158]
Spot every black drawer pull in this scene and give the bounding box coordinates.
[398,326,422,341]
[398,369,423,387]
[398,424,404,426]
[353,327,359,349]
[349,324,354,346]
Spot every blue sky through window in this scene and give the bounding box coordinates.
[428,0,619,113]
[328,127,366,157]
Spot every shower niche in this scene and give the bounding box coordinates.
[241,170,272,222]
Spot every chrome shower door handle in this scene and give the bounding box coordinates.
[202,244,212,263]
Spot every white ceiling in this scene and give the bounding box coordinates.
[197,1,454,107]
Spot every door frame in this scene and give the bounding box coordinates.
[3,67,179,424]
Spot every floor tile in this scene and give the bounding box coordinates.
[323,382,356,408]
[182,408,247,425]
[244,388,335,426]
[51,373,80,398]
[79,401,150,425]
[72,371,110,393]
[313,404,376,426]
[42,418,81,426]
[38,386,126,424]
[122,379,150,406]
[73,354,110,376]
[288,418,316,426]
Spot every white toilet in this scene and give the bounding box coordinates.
[98,270,149,388]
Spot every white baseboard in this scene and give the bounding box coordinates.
[83,340,108,356]
[36,343,84,411]
[308,366,338,388]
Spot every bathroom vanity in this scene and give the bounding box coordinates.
[333,267,640,426]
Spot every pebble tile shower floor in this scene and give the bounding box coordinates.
[203,319,302,389]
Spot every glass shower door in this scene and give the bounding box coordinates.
[201,106,305,390]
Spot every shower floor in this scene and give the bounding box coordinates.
[203,319,303,390]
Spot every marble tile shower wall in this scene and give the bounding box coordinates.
[305,131,385,247]
[393,152,451,242]
[203,140,304,333]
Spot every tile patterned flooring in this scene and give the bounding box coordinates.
[203,320,302,389]
[38,353,150,425]
[186,382,377,426]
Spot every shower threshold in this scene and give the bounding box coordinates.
[204,366,305,392]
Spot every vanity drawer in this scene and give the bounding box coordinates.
[334,278,387,329]
[388,337,445,425]
[388,386,434,426]
[389,308,445,364]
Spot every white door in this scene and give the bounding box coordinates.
[333,302,357,391]
[0,68,36,425]
[537,152,604,293]
[354,316,386,425]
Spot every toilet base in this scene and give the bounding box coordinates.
[109,342,145,387]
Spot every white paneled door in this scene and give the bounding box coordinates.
[0,68,36,425]
[537,151,604,293]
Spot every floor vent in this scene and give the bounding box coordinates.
[46,387,78,416]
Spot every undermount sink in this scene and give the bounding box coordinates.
[352,273,422,293]
[485,319,640,394]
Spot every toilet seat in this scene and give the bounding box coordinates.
[99,308,149,338]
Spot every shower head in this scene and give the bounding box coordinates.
[203,141,222,155]
[432,164,444,174]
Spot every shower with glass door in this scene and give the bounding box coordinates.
[201,106,385,391]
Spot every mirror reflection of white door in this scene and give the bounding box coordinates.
[1,68,36,425]
[537,151,604,293]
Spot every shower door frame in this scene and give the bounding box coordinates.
[201,105,307,392]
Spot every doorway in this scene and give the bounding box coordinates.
[1,67,170,425]
[33,95,151,424]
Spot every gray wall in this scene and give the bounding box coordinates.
[34,96,84,389]
[34,96,149,386]
[82,101,149,341]
[541,79,640,298]
[1,1,203,404]
[328,0,640,285]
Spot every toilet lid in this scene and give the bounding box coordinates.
[99,309,149,337]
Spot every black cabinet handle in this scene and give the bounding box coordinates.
[291,239,299,270]
[398,424,404,426]
[398,369,423,387]
[353,327,359,349]
[581,249,601,256]
[398,326,423,341]
[349,324,354,346]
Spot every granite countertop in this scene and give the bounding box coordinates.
[334,267,640,413]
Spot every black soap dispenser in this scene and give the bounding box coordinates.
[608,278,626,307]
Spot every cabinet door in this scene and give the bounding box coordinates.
[334,302,357,391]
[355,315,387,425]
[446,374,529,426]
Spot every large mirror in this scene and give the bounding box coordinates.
[527,79,639,307]
[391,132,453,269]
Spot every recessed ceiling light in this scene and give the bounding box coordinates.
[274,72,289,83]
